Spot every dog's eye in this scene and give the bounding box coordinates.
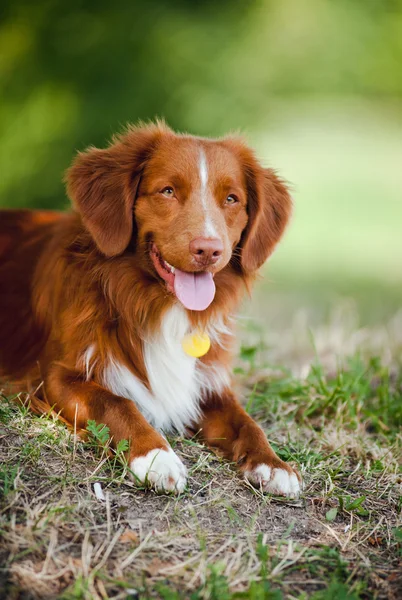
[160,186,174,198]
[226,194,239,205]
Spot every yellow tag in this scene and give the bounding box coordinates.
[181,330,211,358]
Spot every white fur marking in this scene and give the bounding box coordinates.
[245,464,301,498]
[102,306,230,433]
[130,447,187,493]
[82,344,96,381]
[246,464,272,484]
[199,148,219,238]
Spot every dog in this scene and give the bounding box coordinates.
[0,121,301,496]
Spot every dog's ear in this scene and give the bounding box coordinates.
[240,165,292,273]
[225,139,292,274]
[66,122,170,257]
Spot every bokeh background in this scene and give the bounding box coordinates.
[1,0,402,370]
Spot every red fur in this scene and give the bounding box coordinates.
[0,122,298,492]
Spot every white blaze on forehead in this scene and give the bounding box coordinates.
[199,148,218,238]
[199,147,208,191]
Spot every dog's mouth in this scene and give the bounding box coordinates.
[150,243,216,311]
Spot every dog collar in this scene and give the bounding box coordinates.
[181,330,211,357]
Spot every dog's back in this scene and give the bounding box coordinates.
[0,210,62,379]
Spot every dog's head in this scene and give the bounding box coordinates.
[66,122,291,310]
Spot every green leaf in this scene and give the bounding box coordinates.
[326,507,338,521]
[344,496,366,511]
[86,420,110,445]
[310,580,360,599]
[158,586,181,600]
[116,439,129,454]
[240,345,257,363]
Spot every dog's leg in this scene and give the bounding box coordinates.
[44,364,187,493]
[198,390,301,497]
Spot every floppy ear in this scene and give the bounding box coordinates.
[65,122,169,257]
[240,164,292,273]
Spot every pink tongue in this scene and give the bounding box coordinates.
[173,269,216,311]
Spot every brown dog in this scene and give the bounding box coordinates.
[0,122,301,496]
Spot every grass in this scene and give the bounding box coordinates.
[1,298,401,599]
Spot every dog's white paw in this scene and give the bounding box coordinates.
[130,447,187,494]
[245,464,301,498]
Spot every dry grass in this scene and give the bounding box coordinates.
[1,302,401,599]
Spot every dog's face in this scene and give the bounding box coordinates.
[135,138,249,309]
[66,122,292,310]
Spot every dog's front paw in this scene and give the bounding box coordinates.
[245,463,301,498]
[130,447,187,494]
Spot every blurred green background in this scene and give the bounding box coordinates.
[1,0,402,334]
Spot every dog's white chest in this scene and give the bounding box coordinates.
[101,306,229,433]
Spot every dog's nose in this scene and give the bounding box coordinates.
[189,237,223,265]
